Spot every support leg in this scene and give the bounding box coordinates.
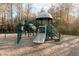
[17,32,22,44]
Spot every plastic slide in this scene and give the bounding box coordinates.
[33,25,46,43]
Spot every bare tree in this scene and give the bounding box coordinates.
[48,3,74,34]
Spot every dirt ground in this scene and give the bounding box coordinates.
[0,34,79,56]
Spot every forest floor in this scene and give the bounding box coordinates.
[0,34,79,56]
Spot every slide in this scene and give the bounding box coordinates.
[33,25,47,43]
[33,33,46,43]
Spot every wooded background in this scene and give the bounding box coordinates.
[0,3,79,35]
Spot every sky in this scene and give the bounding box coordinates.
[13,3,52,17]
[32,3,51,12]
[32,3,79,17]
[13,3,79,17]
[25,3,79,16]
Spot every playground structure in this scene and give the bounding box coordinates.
[16,9,61,44]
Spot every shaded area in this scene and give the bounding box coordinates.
[0,34,79,56]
